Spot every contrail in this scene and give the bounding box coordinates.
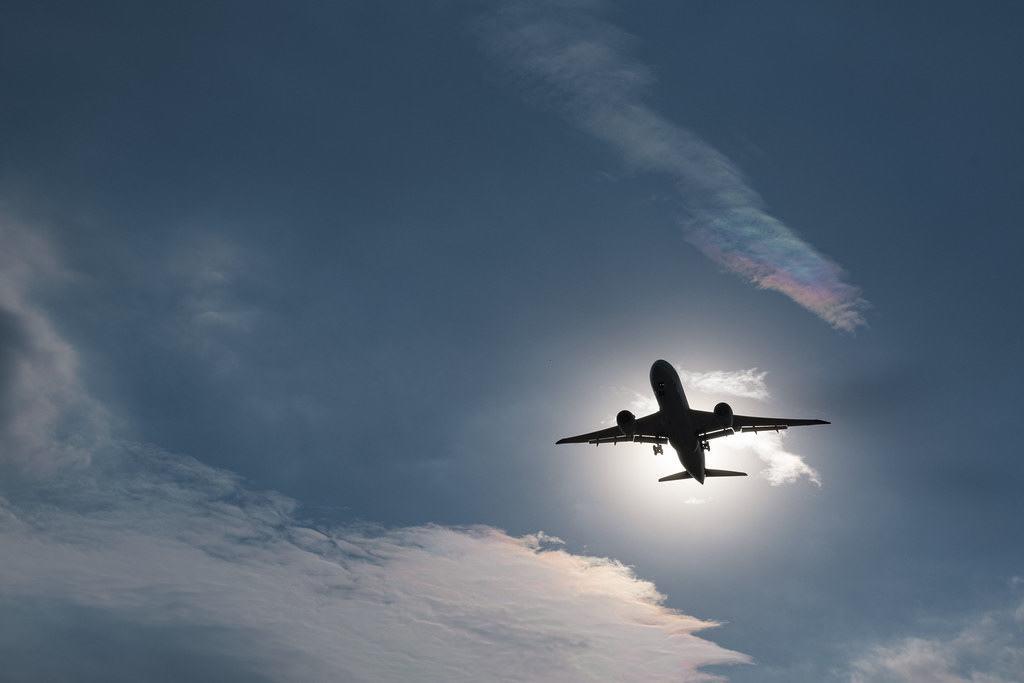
[478,1,868,330]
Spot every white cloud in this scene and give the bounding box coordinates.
[849,599,1024,683]
[678,368,770,401]
[0,444,750,682]
[741,432,821,487]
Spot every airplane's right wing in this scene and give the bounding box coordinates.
[556,412,667,445]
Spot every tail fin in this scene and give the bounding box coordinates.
[705,469,747,477]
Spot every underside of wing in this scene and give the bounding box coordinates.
[690,408,829,435]
[556,412,666,445]
[732,414,830,430]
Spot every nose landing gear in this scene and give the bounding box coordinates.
[652,444,664,455]
[701,440,710,452]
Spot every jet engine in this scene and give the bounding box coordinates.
[616,410,636,435]
[713,402,734,429]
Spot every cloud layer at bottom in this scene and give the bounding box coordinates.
[0,444,749,682]
[0,221,747,681]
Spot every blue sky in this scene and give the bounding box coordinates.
[1,1,1023,681]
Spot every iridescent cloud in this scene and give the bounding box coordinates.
[478,1,868,330]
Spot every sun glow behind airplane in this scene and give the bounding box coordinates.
[554,362,826,549]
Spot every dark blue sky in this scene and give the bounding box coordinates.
[1,2,1022,681]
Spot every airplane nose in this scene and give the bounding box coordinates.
[650,359,672,381]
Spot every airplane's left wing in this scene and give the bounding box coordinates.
[733,414,830,429]
[556,412,667,445]
[691,409,829,435]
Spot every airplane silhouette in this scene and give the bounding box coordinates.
[557,360,829,484]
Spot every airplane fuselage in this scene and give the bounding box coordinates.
[649,360,705,483]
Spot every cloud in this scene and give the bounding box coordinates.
[477,0,868,330]
[0,444,750,682]
[163,235,260,372]
[0,222,109,475]
[849,598,1024,683]
[0,224,749,681]
[737,432,821,487]
[626,368,768,410]
[678,367,770,401]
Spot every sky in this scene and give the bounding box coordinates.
[1,1,1023,681]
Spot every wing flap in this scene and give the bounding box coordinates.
[587,434,668,445]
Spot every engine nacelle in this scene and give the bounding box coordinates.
[713,402,734,429]
[616,410,636,435]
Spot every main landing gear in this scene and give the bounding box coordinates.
[652,444,664,455]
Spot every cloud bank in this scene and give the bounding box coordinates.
[0,222,748,681]
[0,449,751,682]
[478,1,868,330]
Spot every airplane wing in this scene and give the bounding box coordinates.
[556,412,667,445]
[691,409,829,435]
[733,414,829,429]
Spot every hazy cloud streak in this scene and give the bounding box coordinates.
[678,367,770,401]
[0,222,110,475]
[849,597,1024,682]
[478,1,868,330]
[736,432,821,487]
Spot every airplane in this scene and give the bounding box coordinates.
[556,359,829,484]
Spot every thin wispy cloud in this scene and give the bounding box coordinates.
[0,223,110,475]
[678,367,770,401]
[849,595,1024,682]
[0,225,749,682]
[164,235,261,373]
[734,432,821,487]
[477,1,868,330]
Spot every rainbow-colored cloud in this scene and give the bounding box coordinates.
[479,1,868,330]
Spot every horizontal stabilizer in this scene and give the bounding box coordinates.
[705,469,747,477]
[658,471,693,482]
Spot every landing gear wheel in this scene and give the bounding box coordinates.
[701,440,710,452]
[652,444,664,455]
